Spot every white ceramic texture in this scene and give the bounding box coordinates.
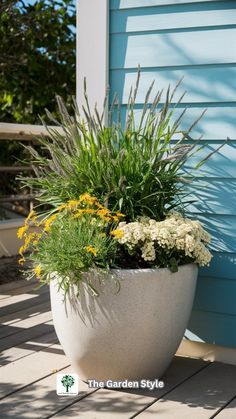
[50,264,198,381]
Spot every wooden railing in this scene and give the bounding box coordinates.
[0,123,53,140]
[0,123,62,217]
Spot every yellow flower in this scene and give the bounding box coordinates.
[44,214,58,232]
[18,257,25,266]
[85,245,97,256]
[79,193,99,206]
[33,233,42,246]
[67,200,81,209]
[95,208,112,222]
[97,208,109,216]
[23,234,34,251]
[116,212,125,218]
[96,203,106,209]
[34,265,41,279]
[97,208,111,220]
[74,209,97,218]
[17,224,29,239]
[112,216,119,222]
[19,245,25,257]
[20,233,42,256]
[57,203,67,211]
[25,210,37,224]
[103,216,112,222]
[111,229,124,239]
[85,209,97,214]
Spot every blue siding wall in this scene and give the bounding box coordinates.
[109,0,236,347]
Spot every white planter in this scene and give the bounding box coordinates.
[50,264,198,381]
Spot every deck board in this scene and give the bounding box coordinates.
[0,320,54,352]
[0,367,96,419]
[0,280,39,301]
[0,300,51,328]
[0,286,48,311]
[0,280,236,418]
[0,309,52,339]
[0,278,37,293]
[0,280,38,303]
[0,286,49,317]
[0,342,67,399]
[0,331,57,367]
[136,362,236,418]
[50,358,209,418]
[214,397,236,418]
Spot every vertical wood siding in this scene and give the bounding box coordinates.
[109,0,236,347]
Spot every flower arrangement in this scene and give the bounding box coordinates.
[18,192,212,292]
[18,75,214,293]
[112,213,212,269]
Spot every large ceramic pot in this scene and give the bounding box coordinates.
[50,264,198,381]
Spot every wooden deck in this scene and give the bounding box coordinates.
[0,280,236,419]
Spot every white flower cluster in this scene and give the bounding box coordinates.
[116,213,212,266]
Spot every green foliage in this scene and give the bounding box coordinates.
[0,0,75,123]
[22,75,208,222]
[33,216,117,293]
[19,195,122,294]
[0,0,75,217]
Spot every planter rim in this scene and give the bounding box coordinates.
[51,263,197,282]
[50,264,198,288]
[101,262,197,274]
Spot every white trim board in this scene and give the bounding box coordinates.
[76,0,109,119]
[177,339,236,366]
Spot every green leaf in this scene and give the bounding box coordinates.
[169,258,179,273]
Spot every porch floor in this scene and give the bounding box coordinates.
[0,279,236,419]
